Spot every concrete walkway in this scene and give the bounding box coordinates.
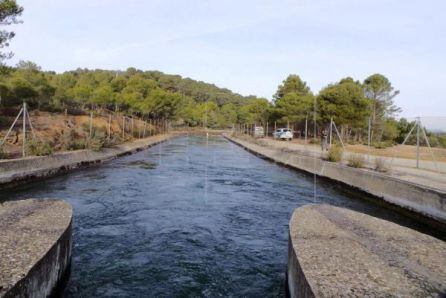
[0,199,72,297]
[257,137,446,193]
[287,204,446,297]
[0,133,175,187]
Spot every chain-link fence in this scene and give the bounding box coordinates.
[0,103,171,159]
[232,116,446,186]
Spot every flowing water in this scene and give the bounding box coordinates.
[0,136,440,297]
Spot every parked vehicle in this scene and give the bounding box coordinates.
[273,128,293,141]
[253,126,264,138]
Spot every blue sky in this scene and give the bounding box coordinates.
[6,0,446,120]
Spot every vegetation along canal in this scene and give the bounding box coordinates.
[1,135,442,297]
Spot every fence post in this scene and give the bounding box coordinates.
[22,102,27,157]
[0,107,23,147]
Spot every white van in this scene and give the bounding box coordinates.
[273,128,293,141]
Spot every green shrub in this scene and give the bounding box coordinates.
[347,154,365,168]
[69,140,87,150]
[87,137,104,151]
[87,130,106,151]
[27,139,53,156]
[327,145,343,162]
[104,135,122,148]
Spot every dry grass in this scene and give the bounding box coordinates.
[0,111,155,157]
[347,154,366,168]
[263,137,446,162]
[374,158,389,172]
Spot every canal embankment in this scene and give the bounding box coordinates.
[287,204,446,297]
[0,133,178,188]
[224,134,446,227]
[0,199,73,297]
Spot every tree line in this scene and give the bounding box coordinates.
[1,62,443,147]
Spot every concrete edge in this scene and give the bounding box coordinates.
[0,134,178,189]
[2,202,73,298]
[224,134,446,227]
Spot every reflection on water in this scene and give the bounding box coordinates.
[0,136,441,297]
[126,160,158,170]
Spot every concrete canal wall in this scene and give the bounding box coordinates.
[287,204,446,297]
[0,134,175,188]
[0,199,73,297]
[224,135,446,226]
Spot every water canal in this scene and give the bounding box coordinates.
[0,135,440,297]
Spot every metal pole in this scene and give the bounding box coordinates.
[274,121,277,132]
[0,107,23,146]
[22,102,26,157]
[266,122,269,137]
[416,117,420,168]
[333,121,345,150]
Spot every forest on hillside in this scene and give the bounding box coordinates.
[2,62,444,148]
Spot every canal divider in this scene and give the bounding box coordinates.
[0,133,179,189]
[287,204,446,297]
[0,199,73,297]
[224,134,446,228]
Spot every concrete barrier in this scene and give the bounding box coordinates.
[0,134,175,188]
[287,204,446,297]
[0,199,73,297]
[224,135,446,226]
